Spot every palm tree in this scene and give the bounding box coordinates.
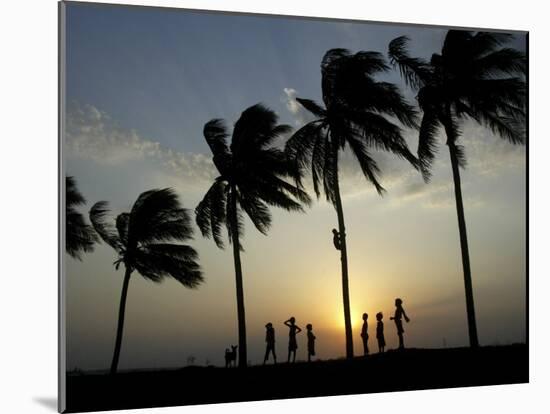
[89,188,203,374]
[66,176,97,260]
[285,49,419,359]
[196,104,311,368]
[388,31,526,347]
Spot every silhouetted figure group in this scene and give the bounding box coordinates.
[361,298,411,355]
[229,299,410,367]
[261,317,317,364]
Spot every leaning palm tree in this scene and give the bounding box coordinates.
[196,104,311,368]
[285,49,419,359]
[66,176,97,260]
[388,31,526,347]
[90,188,203,374]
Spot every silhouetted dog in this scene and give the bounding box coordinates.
[225,345,238,368]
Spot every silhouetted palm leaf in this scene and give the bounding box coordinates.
[90,201,123,253]
[197,103,311,248]
[66,176,97,260]
[390,30,526,180]
[388,36,433,89]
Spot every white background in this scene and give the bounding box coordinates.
[0,0,545,413]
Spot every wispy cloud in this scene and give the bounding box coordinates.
[65,102,217,184]
[282,87,316,126]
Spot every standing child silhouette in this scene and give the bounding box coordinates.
[360,313,369,356]
[306,324,316,362]
[284,317,302,363]
[263,322,277,364]
[390,298,410,350]
[376,312,385,353]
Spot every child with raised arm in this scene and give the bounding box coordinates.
[306,324,316,362]
[263,322,277,364]
[284,317,302,363]
[376,312,385,353]
[390,298,410,350]
[360,313,369,356]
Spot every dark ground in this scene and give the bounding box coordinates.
[64,344,528,413]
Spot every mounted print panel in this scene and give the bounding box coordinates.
[59,1,528,412]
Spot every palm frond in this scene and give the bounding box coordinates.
[470,31,515,57]
[128,188,194,246]
[66,176,97,259]
[442,116,467,169]
[417,111,441,181]
[310,125,329,199]
[199,104,316,249]
[247,181,305,212]
[351,51,390,75]
[388,36,432,89]
[474,48,526,78]
[89,201,123,252]
[285,120,326,187]
[232,104,278,155]
[346,135,385,195]
[322,139,338,205]
[476,111,526,144]
[321,48,352,72]
[321,48,353,106]
[238,194,272,235]
[365,81,419,128]
[204,119,232,174]
[116,213,130,246]
[66,210,97,260]
[393,29,526,180]
[66,176,85,208]
[195,178,228,249]
[296,98,326,117]
[133,245,203,288]
[324,52,391,110]
[441,30,474,60]
[467,78,526,112]
[344,110,419,170]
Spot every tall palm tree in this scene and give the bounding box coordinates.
[66,176,97,260]
[285,49,419,359]
[89,188,203,374]
[388,31,526,347]
[196,103,311,368]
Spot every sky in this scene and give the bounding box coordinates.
[63,2,527,371]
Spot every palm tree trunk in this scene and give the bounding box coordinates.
[447,140,480,348]
[333,148,354,359]
[110,266,132,374]
[230,186,248,368]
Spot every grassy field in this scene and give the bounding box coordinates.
[65,344,528,413]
